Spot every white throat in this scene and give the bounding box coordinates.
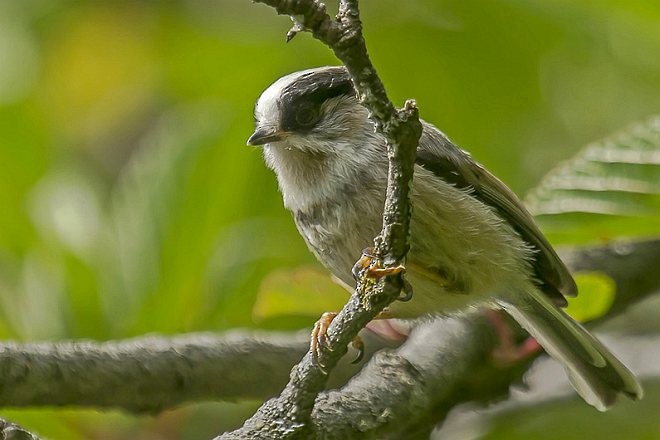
[263,134,385,214]
[263,142,342,212]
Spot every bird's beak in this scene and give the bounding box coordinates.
[247,126,285,146]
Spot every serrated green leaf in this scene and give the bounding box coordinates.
[253,266,349,322]
[565,272,616,322]
[526,116,660,245]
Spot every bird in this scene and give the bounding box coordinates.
[247,65,643,411]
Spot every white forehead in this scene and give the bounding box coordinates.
[254,67,331,124]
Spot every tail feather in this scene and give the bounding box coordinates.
[498,289,643,411]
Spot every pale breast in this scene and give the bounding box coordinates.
[274,139,533,319]
[292,190,383,283]
[291,165,535,319]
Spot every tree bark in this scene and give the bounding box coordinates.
[218,1,423,438]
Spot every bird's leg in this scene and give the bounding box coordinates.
[311,250,409,371]
[310,309,395,371]
[485,309,541,366]
[364,313,410,343]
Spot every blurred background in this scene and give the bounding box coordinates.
[0,0,658,438]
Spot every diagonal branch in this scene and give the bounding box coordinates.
[218,1,422,438]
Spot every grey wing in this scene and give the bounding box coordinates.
[416,123,577,306]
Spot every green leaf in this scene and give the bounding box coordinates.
[564,271,616,322]
[526,116,660,245]
[253,266,349,323]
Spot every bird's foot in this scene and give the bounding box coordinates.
[352,248,406,280]
[352,248,411,303]
[310,310,395,372]
[485,309,542,366]
[310,312,337,372]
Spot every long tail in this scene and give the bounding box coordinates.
[498,289,643,411]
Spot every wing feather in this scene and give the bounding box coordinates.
[416,124,577,306]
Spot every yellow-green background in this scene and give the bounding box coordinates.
[0,0,658,438]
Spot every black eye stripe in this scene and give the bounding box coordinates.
[295,103,318,127]
[279,67,356,132]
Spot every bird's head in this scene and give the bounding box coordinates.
[248,66,374,154]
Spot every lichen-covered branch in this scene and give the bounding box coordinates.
[218,1,422,438]
[0,239,654,437]
[0,332,309,412]
[219,238,659,438]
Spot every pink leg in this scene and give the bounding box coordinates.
[485,309,541,366]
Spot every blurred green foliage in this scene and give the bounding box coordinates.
[565,272,616,322]
[528,116,660,245]
[0,0,658,438]
[481,381,660,440]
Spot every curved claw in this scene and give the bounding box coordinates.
[397,278,413,302]
[286,17,305,42]
[310,312,370,369]
[352,248,375,280]
[310,312,338,372]
[350,335,365,364]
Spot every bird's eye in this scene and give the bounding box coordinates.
[295,104,318,127]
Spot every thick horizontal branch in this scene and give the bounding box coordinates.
[308,237,660,437]
[0,332,308,412]
[0,239,654,419]
[311,316,517,439]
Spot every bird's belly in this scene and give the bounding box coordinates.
[294,204,381,281]
[299,220,522,320]
[292,174,531,319]
[386,263,496,318]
